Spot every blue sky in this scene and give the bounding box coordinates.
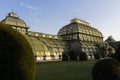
[0,0,120,41]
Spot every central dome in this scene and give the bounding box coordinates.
[58,18,103,43]
[58,18,103,37]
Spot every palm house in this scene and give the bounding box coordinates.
[1,12,105,61]
[58,18,103,60]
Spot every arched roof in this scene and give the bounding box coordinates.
[58,18,103,38]
[23,35,66,56]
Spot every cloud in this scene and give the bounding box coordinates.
[20,2,39,10]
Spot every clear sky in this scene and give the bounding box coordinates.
[0,0,120,41]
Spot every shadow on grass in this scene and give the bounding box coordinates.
[36,61,96,80]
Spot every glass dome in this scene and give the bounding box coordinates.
[58,18,103,43]
[1,12,28,28]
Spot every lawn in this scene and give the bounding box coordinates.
[36,61,97,80]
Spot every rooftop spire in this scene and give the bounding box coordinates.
[8,11,18,18]
[70,18,89,25]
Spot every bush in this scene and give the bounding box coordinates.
[79,52,88,61]
[92,58,120,80]
[62,53,69,61]
[112,45,120,62]
[94,53,101,59]
[0,23,36,80]
[69,51,77,60]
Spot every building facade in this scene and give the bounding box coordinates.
[1,12,67,61]
[58,18,103,60]
[1,12,113,61]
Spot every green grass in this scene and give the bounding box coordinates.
[36,61,97,80]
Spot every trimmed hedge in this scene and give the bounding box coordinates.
[92,58,120,80]
[0,23,36,80]
[79,52,88,61]
[112,45,120,62]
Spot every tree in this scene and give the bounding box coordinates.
[0,23,36,80]
[79,52,88,60]
[112,45,120,62]
[92,59,120,80]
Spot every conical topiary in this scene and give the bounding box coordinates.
[0,23,36,80]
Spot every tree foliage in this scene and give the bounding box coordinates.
[0,23,36,80]
[79,52,88,61]
[112,45,120,62]
[92,59,120,80]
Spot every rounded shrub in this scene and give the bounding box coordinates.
[0,23,36,80]
[94,53,101,59]
[79,52,88,61]
[92,58,120,80]
[112,45,120,62]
